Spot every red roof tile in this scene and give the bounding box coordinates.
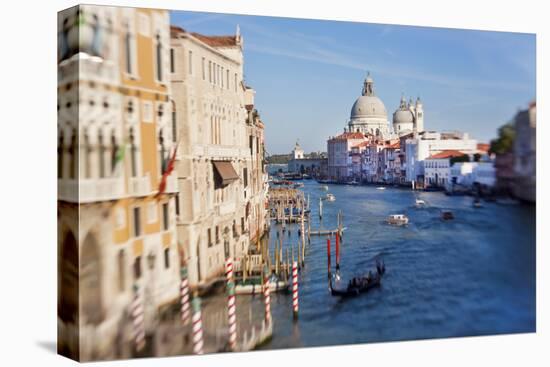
[427,150,466,159]
[330,132,365,141]
[191,33,238,47]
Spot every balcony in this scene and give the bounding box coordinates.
[164,173,178,194]
[58,177,125,203]
[129,174,152,197]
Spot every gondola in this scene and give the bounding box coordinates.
[329,261,385,298]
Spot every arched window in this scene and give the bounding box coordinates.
[98,129,105,178]
[129,128,137,177]
[155,33,163,82]
[110,130,118,174]
[68,131,76,179]
[83,129,91,178]
[159,130,166,174]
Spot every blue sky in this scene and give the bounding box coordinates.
[170,11,536,154]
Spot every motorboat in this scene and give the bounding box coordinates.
[376,186,386,190]
[387,214,409,225]
[415,199,426,207]
[325,193,336,202]
[441,211,454,220]
[473,198,483,208]
[348,180,359,186]
[320,185,329,191]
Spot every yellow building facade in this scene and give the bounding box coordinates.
[57,5,179,361]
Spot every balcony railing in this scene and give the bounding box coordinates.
[58,177,125,203]
[129,174,152,197]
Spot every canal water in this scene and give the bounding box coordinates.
[258,180,535,349]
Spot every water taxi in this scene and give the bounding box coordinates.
[326,193,336,202]
[415,199,426,207]
[387,214,409,225]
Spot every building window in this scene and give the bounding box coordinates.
[188,50,193,75]
[129,128,138,177]
[249,135,253,155]
[234,73,238,92]
[58,133,64,179]
[171,102,177,143]
[133,256,142,279]
[124,26,132,75]
[175,193,180,216]
[162,202,169,230]
[133,207,141,237]
[221,67,224,88]
[243,167,248,187]
[110,132,118,174]
[118,250,126,292]
[98,130,105,178]
[226,69,230,89]
[69,131,77,179]
[208,61,212,83]
[241,217,245,233]
[83,130,91,179]
[170,48,175,73]
[164,248,170,269]
[155,34,163,82]
[208,228,212,247]
[201,57,206,80]
[215,226,219,243]
[159,130,166,175]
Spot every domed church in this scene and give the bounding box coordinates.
[348,72,391,138]
[347,73,425,139]
[392,95,424,136]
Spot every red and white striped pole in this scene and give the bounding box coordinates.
[327,236,331,279]
[292,260,299,320]
[335,232,340,271]
[131,285,146,352]
[225,258,237,351]
[263,264,271,324]
[180,266,191,325]
[191,293,204,355]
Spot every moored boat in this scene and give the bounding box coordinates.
[325,193,336,202]
[387,214,408,225]
[415,199,426,207]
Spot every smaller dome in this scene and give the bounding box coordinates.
[393,109,414,124]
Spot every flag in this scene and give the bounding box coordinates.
[156,145,178,198]
[111,143,126,175]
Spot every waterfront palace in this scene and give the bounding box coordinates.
[57,6,268,360]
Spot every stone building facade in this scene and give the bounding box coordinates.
[170,25,267,288]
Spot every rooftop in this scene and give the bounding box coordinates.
[330,132,366,141]
[427,150,467,159]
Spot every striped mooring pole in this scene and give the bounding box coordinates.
[263,264,271,323]
[180,266,191,325]
[226,258,237,351]
[292,260,299,320]
[191,294,204,355]
[327,236,331,279]
[335,232,340,271]
[131,284,146,352]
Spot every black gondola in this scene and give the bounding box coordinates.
[329,260,385,297]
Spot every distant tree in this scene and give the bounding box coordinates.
[489,122,516,155]
[450,155,470,165]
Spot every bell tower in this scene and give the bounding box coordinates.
[362,71,375,96]
[415,97,424,133]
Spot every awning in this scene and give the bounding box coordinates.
[212,161,239,187]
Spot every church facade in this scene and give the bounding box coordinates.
[347,73,424,138]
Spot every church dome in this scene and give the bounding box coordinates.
[393,109,414,124]
[350,95,387,120]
